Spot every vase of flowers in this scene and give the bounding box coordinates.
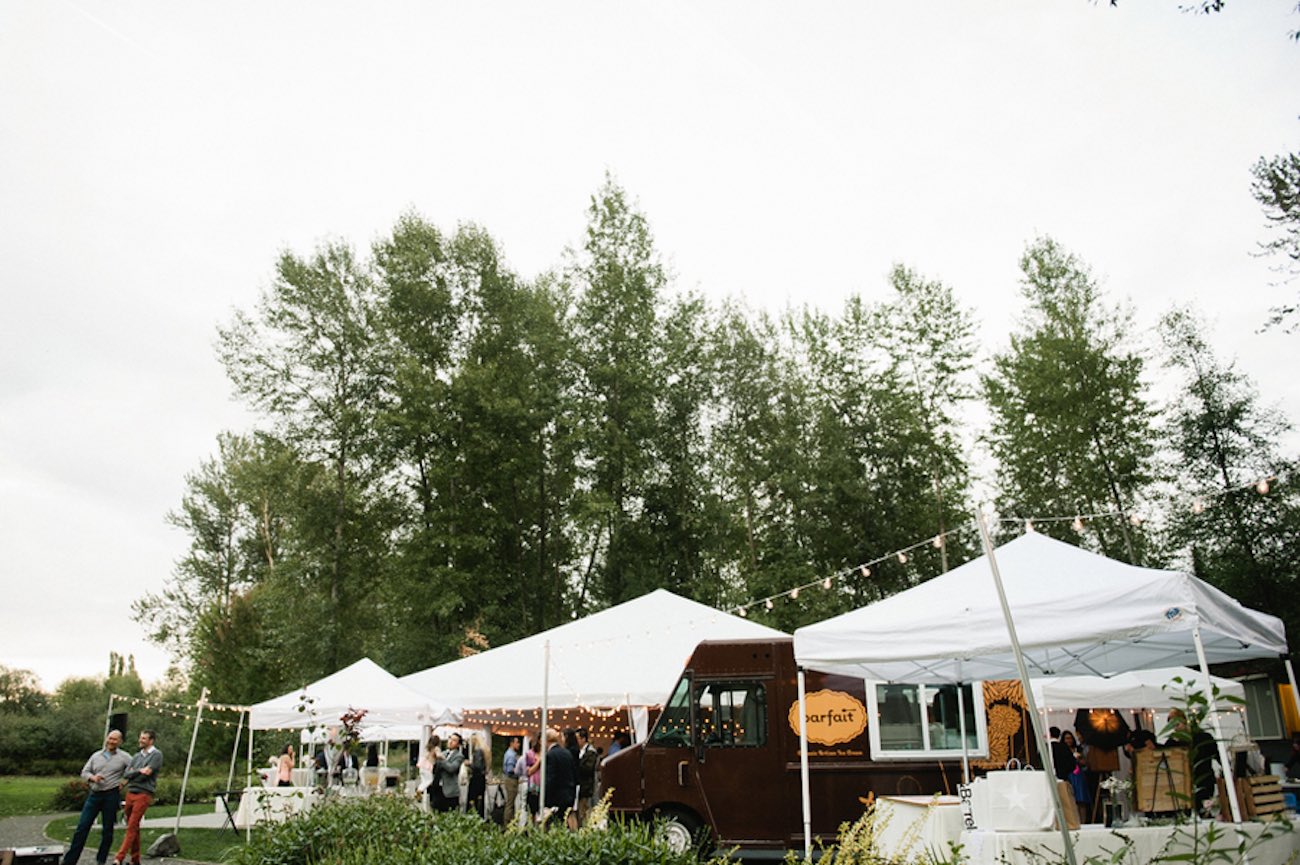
[1100,775,1134,827]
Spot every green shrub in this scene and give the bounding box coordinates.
[230,795,713,865]
[48,779,89,812]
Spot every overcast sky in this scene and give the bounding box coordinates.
[2,1,1297,691]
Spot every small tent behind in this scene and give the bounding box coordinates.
[1031,666,1245,711]
[249,657,456,731]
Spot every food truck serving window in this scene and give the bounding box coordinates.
[867,682,988,759]
[651,674,695,747]
[697,681,766,747]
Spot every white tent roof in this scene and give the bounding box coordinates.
[401,589,786,711]
[794,532,1286,683]
[249,657,456,730]
[1030,666,1246,710]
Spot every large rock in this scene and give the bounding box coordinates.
[146,832,181,857]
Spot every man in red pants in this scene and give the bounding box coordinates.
[114,729,163,865]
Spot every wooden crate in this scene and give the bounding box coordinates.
[1134,747,1192,813]
[1220,775,1287,821]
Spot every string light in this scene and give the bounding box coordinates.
[1192,499,1205,515]
[790,587,799,600]
[897,552,907,564]
[1071,516,1084,532]
[1258,478,1271,495]
[932,535,944,549]
[764,599,774,611]
[822,576,832,589]
[860,565,870,578]
[1025,519,1035,533]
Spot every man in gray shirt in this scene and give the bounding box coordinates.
[61,729,131,865]
[112,729,162,865]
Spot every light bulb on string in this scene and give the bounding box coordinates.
[860,565,870,578]
[737,607,747,617]
[932,535,944,549]
[1071,516,1084,532]
[764,599,774,611]
[790,587,800,600]
[1258,478,1271,495]
[1129,513,1144,527]
[1025,519,1035,533]
[897,552,907,564]
[1192,499,1205,515]
[822,576,832,590]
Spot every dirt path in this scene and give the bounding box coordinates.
[0,813,214,864]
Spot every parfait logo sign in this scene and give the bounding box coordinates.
[788,689,868,746]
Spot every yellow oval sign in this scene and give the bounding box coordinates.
[788,689,868,746]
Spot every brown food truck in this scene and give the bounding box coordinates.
[601,637,1030,857]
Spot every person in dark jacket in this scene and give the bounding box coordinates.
[575,727,599,825]
[543,727,577,828]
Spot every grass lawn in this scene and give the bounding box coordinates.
[0,776,68,817]
[46,805,257,864]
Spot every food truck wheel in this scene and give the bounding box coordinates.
[653,807,707,854]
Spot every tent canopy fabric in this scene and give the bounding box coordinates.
[401,589,785,711]
[794,532,1287,684]
[1030,666,1246,710]
[249,658,455,730]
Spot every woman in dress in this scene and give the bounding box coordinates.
[419,735,442,809]
[277,744,295,787]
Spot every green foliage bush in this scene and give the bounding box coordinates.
[48,779,89,812]
[229,795,709,865]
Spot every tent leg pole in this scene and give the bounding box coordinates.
[977,509,1077,865]
[227,710,244,793]
[1284,658,1300,738]
[177,687,209,836]
[957,684,970,785]
[797,668,812,860]
[1195,627,1244,824]
[246,724,253,844]
[540,639,549,822]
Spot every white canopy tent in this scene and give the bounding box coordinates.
[794,533,1286,684]
[1031,667,1246,711]
[250,657,457,730]
[401,588,785,716]
[792,529,1292,861]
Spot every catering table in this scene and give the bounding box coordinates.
[873,795,965,860]
[960,818,1300,865]
[231,786,323,828]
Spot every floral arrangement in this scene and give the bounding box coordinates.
[338,706,369,754]
[1100,775,1133,797]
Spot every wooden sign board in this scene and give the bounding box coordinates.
[1134,747,1192,813]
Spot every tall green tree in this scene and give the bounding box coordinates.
[569,176,667,608]
[218,242,391,675]
[1251,151,1300,330]
[984,236,1157,562]
[1159,306,1300,639]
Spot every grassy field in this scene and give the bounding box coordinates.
[0,776,68,817]
[46,805,256,864]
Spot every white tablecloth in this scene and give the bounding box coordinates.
[961,818,1300,865]
[232,786,322,828]
[874,795,965,860]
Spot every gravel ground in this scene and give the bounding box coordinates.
[0,814,213,864]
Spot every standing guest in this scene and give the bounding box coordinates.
[501,737,521,826]
[277,744,295,787]
[1049,727,1076,781]
[543,727,577,829]
[334,747,359,784]
[467,734,488,818]
[418,735,442,809]
[575,728,599,826]
[313,738,339,787]
[61,729,131,865]
[432,732,465,812]
[607,733,623,757]
[113,729,162,865]
[525,738,542,819]
[1061,731,1089,810]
